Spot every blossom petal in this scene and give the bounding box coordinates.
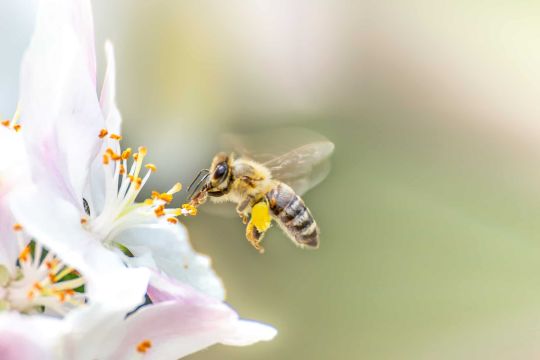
[105,273,276,360]
[0,128,30,272]
[115,223,226,300]
[100,40,122,134]
[10,186,150,310]
[0,312,65,360]
[19,0,103,208]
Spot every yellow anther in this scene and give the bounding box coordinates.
[135,177,142,190]
[13,124,21,132]
[154,205,165,217]
[119,164,126,175]
[169,182,182,194]
[144,198,154,206]
[80,218,88,225]
[138,146,147,156]
[145,164,157,172]
[19,246,31,262]
[98,129,108,138]
[136,339,152,354]
[102,154,110,165]
[167,217,178,224]
[12,223,23,232]
[133,153,139,161]
[109,133,122,140]
[1,120,9,127]
[159,193,173,203]
[121,148,132,160]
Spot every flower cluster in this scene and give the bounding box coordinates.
[0,0,276,359]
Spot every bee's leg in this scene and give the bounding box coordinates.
[246,222,266,254]
[244,200,272,254]
[236,196,255,224]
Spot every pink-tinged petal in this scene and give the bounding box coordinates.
[0,312,64,360]
[0,197,20,273]
[10,186,150,311]
[115,223,226,300]
[19,0,104,208]
[109,275,276,360]
[0,127,30,272]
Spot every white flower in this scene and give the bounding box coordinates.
[11,0,224,299]
[0,272,276,360]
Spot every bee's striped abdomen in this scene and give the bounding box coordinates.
[266,183,319,248]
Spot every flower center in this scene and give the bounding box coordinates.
[82,130,196,245]
[0,225,86,316]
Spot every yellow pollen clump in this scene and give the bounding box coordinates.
[167,217,178,224]
[103,154,110,165]
[250,202,272,232]
[98,129,109,138]
[136,339,152,354]
[1,120,10,127]
[109,133,122,140]
[80,218,88,225]
[138,146,147,156]
[145,164,157,172]
[12,223,23,232]
[13,124,21,132]
[119,164,126,175]
[182,203,198,216]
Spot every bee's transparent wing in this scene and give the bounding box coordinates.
[221,128,334,195]
[264,141,334,195]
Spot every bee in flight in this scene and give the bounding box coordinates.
[188,130,334,253]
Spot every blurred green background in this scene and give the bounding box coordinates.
[6,0,540,358]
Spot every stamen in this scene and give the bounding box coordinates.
[99,129,109,138]
[136,340,152,354]
[13,223,23,232]
[1,120,9,127]
[145,164,157,172]
[110,133,122,140]
[13,124,21,132]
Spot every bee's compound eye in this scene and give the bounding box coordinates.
[214,163,228,180]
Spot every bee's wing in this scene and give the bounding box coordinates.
[264,141,334,195]
[221,128,334,195]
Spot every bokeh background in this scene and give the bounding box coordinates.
[5,1,540,359]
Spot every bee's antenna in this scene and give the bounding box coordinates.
[187,169,209,192]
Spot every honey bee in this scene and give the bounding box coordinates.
[188,130,334,253]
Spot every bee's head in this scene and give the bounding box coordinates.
[206,152,233,197]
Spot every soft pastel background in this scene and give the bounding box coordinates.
[4,1,540,359]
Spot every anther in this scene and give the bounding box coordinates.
[1,120,9,127]
[98,129,108,138]
[12,224,23,232]
[145,164,157,172]
[109,133,122,140]
[136,339,152,354]
[13,124,21,132]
